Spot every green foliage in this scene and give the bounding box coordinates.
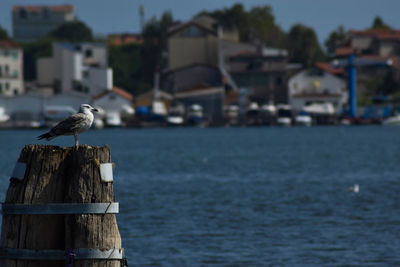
[20,38,53,81]
[48,21,93,42]
[370,16,392,30]
[108,44,148,95]
[325,25,346,55]
[109,11,176,95]
[0,24,9,40]
[378,69,400,95]
[287,24,325,67]
[198,4,286,47]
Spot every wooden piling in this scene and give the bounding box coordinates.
[0,144,122,267]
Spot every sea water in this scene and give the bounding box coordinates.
[0,126,400,266]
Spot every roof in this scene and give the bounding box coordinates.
[335,47,354,57]
[349,29,400,41]
[315,62,345,75]
[13,4,74,13]
[108,33,144,46]
[0,40,20,49]
[168,16,217,37]
[93,87,133,101]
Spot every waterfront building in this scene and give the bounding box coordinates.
[37,42,112,97]
[92,87,135,126]
[288,63,347,115]
[334,28,400,103]
[0,40,24,97]
[12,4,75,43]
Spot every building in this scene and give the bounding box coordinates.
[168,16,239,71]
[288,63,347,115]
[0,40,24,97]
[334,28,400,102]
[92,87,134,126]
[108,33,144,46]
[12,4,75,43]
[37,43,112,96]
[226,47,290,104]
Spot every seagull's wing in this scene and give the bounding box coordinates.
[51,113,87,136]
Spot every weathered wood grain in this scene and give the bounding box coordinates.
[0,145,121,267]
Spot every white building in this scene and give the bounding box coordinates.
[12,5,75,43]
[37,42,112,96]
[0,40,24,97]
[288,63,347,114]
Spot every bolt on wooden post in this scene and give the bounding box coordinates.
[0,144,123,267]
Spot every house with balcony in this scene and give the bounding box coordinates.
[12,4,76,43]
[37,42,112,97]
[0,40,24,97]
[288,63,347,116]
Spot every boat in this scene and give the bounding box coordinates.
[382,115,400,126]
[167,104,185,126]
[276,104,292,126]
[295,111,312,126]
[186,104,204,126]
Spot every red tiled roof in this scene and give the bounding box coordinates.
[0,40,20,48]
[335,47,354,57]
[108,33,144,46]
[315,62,344,75]
[349,29,400,40]
[93,87,133,101]
[13,4,74,13]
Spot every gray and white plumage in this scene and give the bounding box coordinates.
[38,104,98,146]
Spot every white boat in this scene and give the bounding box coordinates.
[186,104,204,126]
[105,112,122,127]
[295,111,312,126]
[383,115,400,126]
[276,105,292,126]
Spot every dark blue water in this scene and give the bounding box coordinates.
[1,126,400,266]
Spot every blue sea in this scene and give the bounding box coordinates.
[1,126,400,266]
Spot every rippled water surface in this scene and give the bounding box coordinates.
[1,126,400,266]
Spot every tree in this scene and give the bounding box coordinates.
[325,25,346,55]
[48,21,93,42]
[287,24,325,67]
[198,4,286,47]
[20,38,53,81]
[0,24,9,40]
[370,16,391,30]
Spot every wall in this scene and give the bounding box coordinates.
[168,36,218,71]
[288,69,347,113]
[0,47,24,96]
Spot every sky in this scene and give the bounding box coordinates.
[1,0,399,45]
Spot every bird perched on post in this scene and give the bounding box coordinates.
[38,104,98,147]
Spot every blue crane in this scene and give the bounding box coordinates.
[333,54,392,118]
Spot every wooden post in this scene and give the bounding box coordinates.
[0,144,122,267]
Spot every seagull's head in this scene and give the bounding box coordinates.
[79,104,98,113]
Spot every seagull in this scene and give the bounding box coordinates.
[38,104,98,147]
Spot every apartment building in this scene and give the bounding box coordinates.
[0,40,24,97]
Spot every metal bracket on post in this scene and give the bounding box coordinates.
[0,248,124,260]
[1,203,119,215]
[100,163,114,182]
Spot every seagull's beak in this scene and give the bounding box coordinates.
[92,108,98,112]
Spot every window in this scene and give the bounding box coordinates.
[0,66,2,77]
[85,49,93,58]
[5,83,9,90]
[19,9,27,19]
[3,50,9,57]
[42,7,50,18]
[0,83,2,93]
[14,70,18,78]
[14,89,19,96]
[13,52,18,60]
[5,65,9,74]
